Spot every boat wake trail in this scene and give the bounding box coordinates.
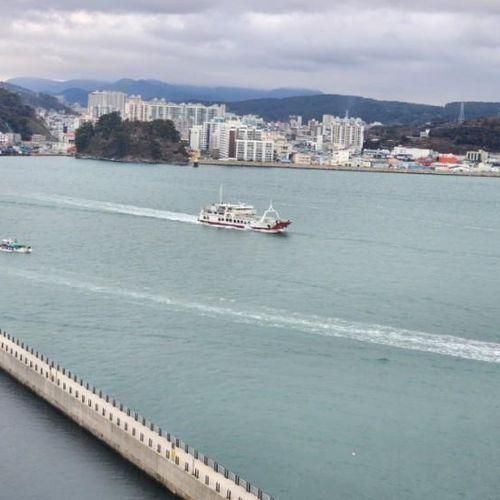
[6,269,500,364]
[28,194,199,225]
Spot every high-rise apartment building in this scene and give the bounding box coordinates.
[323,116,365,153]
[235,139,274,162]
[87,92,226,140]
[87,91,127,119]
[189,125,203,151]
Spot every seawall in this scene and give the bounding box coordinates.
[199,159,500,177]
[0,330,273,500]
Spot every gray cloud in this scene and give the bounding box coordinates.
[1,1,500,103]
[7,0,500,14]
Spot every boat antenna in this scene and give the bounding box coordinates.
[219,184,223,204]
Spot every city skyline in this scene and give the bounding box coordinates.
[2,1,500,104]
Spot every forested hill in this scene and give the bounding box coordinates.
[226,94,500,125]
[0,87,50,139]
[365,117,500,154]
[0,82,73,113]
[75,112,189,164]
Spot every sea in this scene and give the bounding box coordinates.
[0,156,499,500]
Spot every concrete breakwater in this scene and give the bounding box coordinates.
[0,330,273,500]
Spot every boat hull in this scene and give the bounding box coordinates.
[198,218,291,233]
[198,219,248,230]
[250,220,291,233]
[0,247,32,253]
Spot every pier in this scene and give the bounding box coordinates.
[0,330,273,500]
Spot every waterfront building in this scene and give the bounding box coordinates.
[0,132,22,145]
[292,152,313,165]
[200,118,240,158]
[323,116,365,153]
[232,127,274,162]
[235,138,274,162]
[466,150,489,163]
[274,137,293,161]
[189,125,203,151]
[30,134,47,144]
[218,122,240,159]
[392,146,434,159]
[330,149,351,165]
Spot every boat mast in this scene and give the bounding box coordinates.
[219,184,223,204]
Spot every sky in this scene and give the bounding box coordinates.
[1,1,500,104]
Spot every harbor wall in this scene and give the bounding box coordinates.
[199,159,500,177]
[0,330,272,500]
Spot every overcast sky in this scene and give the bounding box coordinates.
[2,1,500,104]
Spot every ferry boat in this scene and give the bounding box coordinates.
[0,239,32,253]
[198,188,291,234]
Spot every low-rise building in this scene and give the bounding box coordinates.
[292,152,312,165]
[392,146,434,159]
[330,149,351,165]
[0,132,22,146]
[466,150,489,163]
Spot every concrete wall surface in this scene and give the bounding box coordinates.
[0,331,273,500]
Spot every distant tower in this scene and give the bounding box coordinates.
[458,102,465,125]
[345,109,349,120]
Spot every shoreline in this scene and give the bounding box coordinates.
[199,159,500,177]
[75,154,189,166]
[3,154,499,177]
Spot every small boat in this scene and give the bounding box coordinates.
[0,239,32,253]
[198,187,291,234]
[249,203,291,233]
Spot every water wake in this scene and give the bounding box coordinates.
[6,269,500,364]
[27,194,198,225]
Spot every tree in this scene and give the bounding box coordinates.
[148,120,180,142]
[75,122,94,152]
[95,112,123,139]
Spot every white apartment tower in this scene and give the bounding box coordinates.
[189,125,203,151]
[323,116,365,153]
[87,91,226,140]
[235,127,274,162]
[87,91,127,119]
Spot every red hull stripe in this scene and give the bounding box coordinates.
[199,220,246,229]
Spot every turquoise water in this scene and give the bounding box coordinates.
[1,156,499,499]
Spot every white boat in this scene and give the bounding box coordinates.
[0,239,32,253]
[198,187,291,234]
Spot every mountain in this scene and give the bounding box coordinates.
[7,77,109,94]
[0,87,50,139]
[59,88,91,107]
[9,77,500,125]
[226,95,500,125]
[7,77,322,106]
[0,82,73,113]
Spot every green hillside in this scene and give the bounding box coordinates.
[0,82,73,113]
[0,87,49,139]
[227,95,500,125]
[365,117,500,153]
[75,112,189,164]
